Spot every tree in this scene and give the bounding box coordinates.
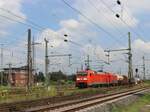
[48,70,67,81]
[67,74,76,82]
[34,72,45,83]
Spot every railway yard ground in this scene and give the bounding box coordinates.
[112,92,150,112]
[0,81,150,112]
[0,81,147,104]
[0,1,149,111]
[109,80,150,112]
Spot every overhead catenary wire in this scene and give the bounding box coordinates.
[0,14,42,31]
[87,0,127,44]
[61,0,125,46]
[0,2,128,73]
[116,2,146,38]
[3,30,28,45]
[0,5,109,56]
[0,8,45,30]
[98,0,145,41]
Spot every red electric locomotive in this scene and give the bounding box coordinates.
[76,70,118,88]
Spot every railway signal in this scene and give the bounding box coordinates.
[135,68,139,78]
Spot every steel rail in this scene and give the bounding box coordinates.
[24,87,149,112]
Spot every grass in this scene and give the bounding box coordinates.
[0,85,58,103]
[0,81,149,104]
[112,93,150,112]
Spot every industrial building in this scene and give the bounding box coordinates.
[3,66,29,87]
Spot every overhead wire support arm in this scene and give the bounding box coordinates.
[104,32,133,84]
[48,54,72,57]
[104,48,129,53]
[48,54,72,68]
[104,48,129,64]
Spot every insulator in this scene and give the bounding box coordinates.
[64,34,68,37]
[64,39,68,42]
[117,0,121,5]
[116,14,120,18]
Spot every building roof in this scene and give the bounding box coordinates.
[3,66,28,71]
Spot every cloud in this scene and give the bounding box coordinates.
[132,39,150,53]
[35,18,100,73]
[60,19,80,30]
[38,19,98,48]
[3,0,149,75]
[126,0,150,12]
[72,0,139,28]
[69,0,150,29]
[0,0,26,36]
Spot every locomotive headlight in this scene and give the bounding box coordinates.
[83,78,87,80]
[76,78,80,80]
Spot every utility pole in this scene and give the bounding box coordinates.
[32,37,41,77]
[104,32,133,84]
[81,64,83,71]
[87,55,90,69]
[44,38,49,88]
[68,55,72,66]
[85,55,91,70]
[143,56,146,80]
[128,32,133,84]
[8,63,12,87]
[27,29,32,90]
[0,44,3,85]
[32,36,35,76]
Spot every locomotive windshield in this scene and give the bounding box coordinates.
[77,72,87,76]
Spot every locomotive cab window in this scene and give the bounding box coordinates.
[77,72,87,76]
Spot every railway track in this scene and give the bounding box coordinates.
[24,87,149,112]
[0,85,133,112]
